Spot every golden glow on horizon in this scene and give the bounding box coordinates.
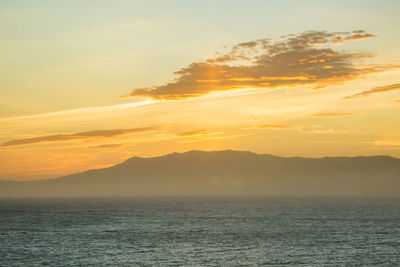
[2,73,399,181]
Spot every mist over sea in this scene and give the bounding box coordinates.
[1,197,399,266]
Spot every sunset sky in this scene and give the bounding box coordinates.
[1,0,399,181]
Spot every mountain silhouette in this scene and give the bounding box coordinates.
[1,150,399,197]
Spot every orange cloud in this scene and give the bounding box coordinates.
[121,30,397,100]
[1,127,158,147]
[344,83,400,99]
[312,112,358,117]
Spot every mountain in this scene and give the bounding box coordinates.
[1,150,399,197]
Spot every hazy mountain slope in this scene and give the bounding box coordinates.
[1,150,399,197]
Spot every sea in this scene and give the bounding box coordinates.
[0,197,399,266]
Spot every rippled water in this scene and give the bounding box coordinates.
[0,197,399,266]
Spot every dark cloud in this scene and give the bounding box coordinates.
[343,83,400,99]
[121,30,397,100]
[1,127,158,147]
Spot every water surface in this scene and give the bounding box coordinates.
[0,197,399,266]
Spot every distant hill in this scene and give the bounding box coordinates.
[1,150,399,197]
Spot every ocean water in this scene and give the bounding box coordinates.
[0,197,399,266]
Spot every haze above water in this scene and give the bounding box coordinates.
[1,197,399,266]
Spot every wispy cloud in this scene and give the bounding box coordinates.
[373,139,400,147]
[121,30,398,100]
[176,130,214,137]
[0,100,156,122]
[245,124,348,134]
[244,124,293,129]
[1,127,158,147]
[173,129,243,143]
[312,112,359,117]
[176,134,247,143]
[341,30,376,42]
[89,143,129,149]
[372,132,400,148]
[301,128,348,134]
[343,83,400,99]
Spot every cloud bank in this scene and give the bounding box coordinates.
[1,127,158,147]
[121,30,397,100]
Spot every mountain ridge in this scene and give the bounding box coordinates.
[1,150,399,197]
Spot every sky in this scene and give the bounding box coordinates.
[1,0,399,181]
